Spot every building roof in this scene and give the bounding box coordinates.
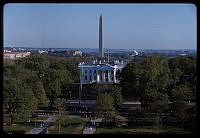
[78,60,126,70]
[78,63,118,70]
[4,51,30,54]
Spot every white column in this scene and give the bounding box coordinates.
[113,69,116,83]
[104,71,106,82]
[96,70,99,83]
[87,69,89,83]
[108,70,111,82]
[102,70,105,83]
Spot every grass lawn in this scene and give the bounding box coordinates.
[3,115,49,134]
[95,126,193,134]
[48,117,88,134]
[3,124,35,134]
[49,125,83,134]
[30,116,49,122]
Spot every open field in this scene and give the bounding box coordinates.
[3,116,49,134]
[48,117,89,134]
[95,126,193,134]
[3,124,35,134]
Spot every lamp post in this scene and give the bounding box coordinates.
[79,66,83,104]
[69,91,72,100]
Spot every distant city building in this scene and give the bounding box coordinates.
[179,53,187,56]
[4,50,11,52]
[130,50,139,60]
[73,50,82,56]
[65,50,82,57]
[4,51,31,59]
[38,50,48,54]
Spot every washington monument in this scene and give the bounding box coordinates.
[99,14,104,58]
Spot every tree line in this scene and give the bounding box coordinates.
[3,55,80,124]
[91,55,196,128]
[120,55,196,108]
[3,54,196,128]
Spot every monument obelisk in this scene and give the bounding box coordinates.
[99,14,104,58]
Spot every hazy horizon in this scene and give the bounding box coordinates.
[4,3,197,50]
[4,46,196,51]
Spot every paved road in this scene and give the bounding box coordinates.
[82,118,103,134]
[38,114,82,119]
[26,113,102,134]
[83,126,96,134]
[26,114,84,134]
[25,115,57,134]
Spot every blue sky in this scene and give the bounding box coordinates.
[3,3,197,50]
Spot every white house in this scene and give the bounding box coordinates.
[78,60,125,84]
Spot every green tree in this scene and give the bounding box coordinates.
[169,84,190,120]
[169,68,183,86]
[168,56,196,76]
[3,78,38,124]
[92,92,116,124]
[151,99,169,130]
[46,56,80,82]
[139,56,170,108]
[3,59,16,78]
[14,65,29,80]
[171,100,188,120]
[54,98,65,134]
[120,61,142,99]
[33,81,49,108]
[109,85,123,109]
[3,78,21,125]
[121,55,170,109]
[168,56,196,90]
[21,54,50,75]
[168,56,196,104]
[43,69,62,107]
[170,84,188,102]
[13,64,48,109]
[14,88,38,122]
[141,55,170,91]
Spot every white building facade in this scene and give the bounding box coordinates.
[78,61,125,84]
[3,51,31,59]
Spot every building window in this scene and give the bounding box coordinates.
[100,76,102,81]
[90,70,92,74]
[85,76,87,80]
[94,76,96,81]
[85,70,87,74]
[90,76,92,80]
[94,70,96,73]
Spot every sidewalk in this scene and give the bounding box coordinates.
[83,126,96,134]
[25,115,57,134]
[82,118,103,134]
